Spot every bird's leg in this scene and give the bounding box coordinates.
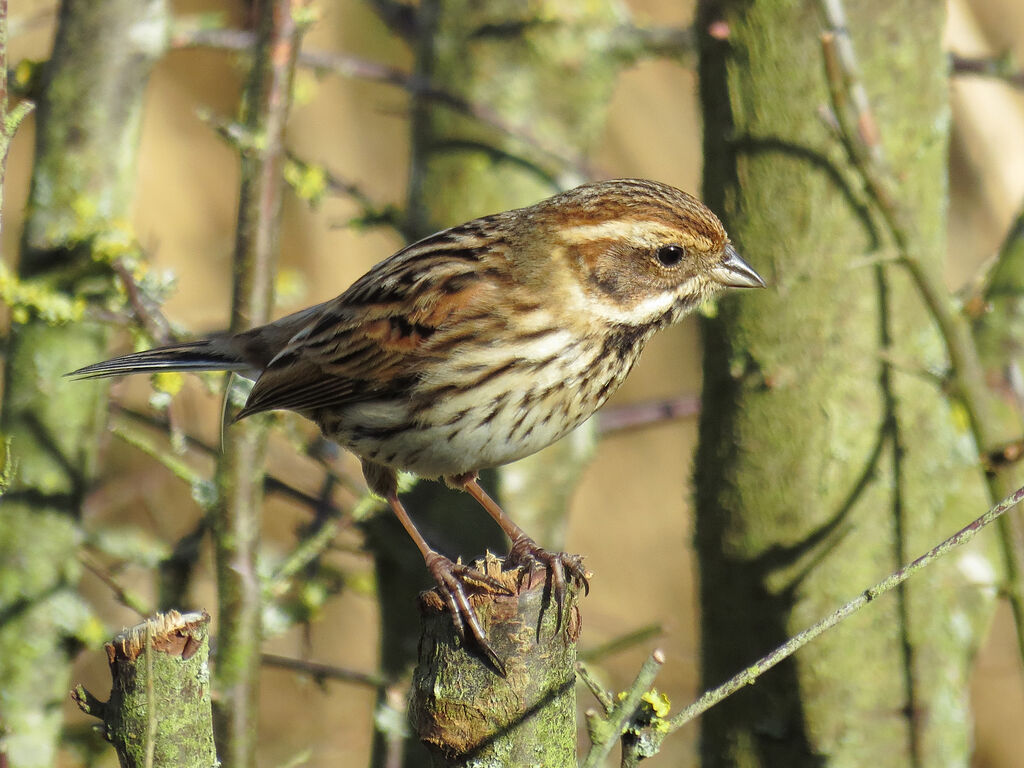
[383,491,509,673]
[455,475,590,621]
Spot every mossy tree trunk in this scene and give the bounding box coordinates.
[0,2,167,765]
[694,1,997,766]
[72,611,216,768]
[409,556,582,768]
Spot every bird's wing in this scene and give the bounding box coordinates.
[235,222,512,419]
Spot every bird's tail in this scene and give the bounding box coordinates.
[67,338,253,379]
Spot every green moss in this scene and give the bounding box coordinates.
[0,263,87,324]
[0,1,170,763]
[103,616,217,767]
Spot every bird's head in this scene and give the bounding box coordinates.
[523,178,764,329]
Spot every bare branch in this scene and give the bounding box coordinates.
[260,653,386,689]
[79,550,153,617]
[172,23,591,180]
[211,3,309,764]
[598,396,700,435]
[668,483,1024,732]
[580,649,666,768]
[951,52,1024,89]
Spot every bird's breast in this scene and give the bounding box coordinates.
[319,319,654,478]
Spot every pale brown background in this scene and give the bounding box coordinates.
[5,0,1024,765]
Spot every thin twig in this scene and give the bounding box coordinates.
[576,661,615,714]
[110,421,213,493]
[212,4,310,763]
[581,649,665,768]
[668,483,1024,732]
[266,520,344,594]
[951,52,1024,89]
[598,397,699,435]
[78,550,152,617]
[0,0,35,248]
[819,3,1009,451]
[284,151,409,238]
[111,403,363,508]
[579,623,663,663]
[260,653,386,689]
[171,23,589,179]
[111,259,176,345]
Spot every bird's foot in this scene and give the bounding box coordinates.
[423,551,513,674]
[506,536,590,625]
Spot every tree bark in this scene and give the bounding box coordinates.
[0,2,167,765]
[695,1,997,766]
[410,555,581,768]
[72,611,216,768]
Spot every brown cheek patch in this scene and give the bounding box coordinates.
[570,239,647,306]
[587,266,633,305]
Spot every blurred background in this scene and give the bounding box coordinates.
[4,0,1024,765]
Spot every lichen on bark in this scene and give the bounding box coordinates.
[695,1,997,765]
[0,2,168,765]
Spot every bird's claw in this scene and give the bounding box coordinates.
[424,552,511,675]
[506,536,589,627]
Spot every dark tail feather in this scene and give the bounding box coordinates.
[67,339,252,379]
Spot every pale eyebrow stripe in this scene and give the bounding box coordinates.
[556,220,671,244]
[556,220,711,250]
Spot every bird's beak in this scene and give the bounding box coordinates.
[710,244,766,289]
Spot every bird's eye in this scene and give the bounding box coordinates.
[656,244,685,267]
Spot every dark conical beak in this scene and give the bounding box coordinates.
[710,244,766,289]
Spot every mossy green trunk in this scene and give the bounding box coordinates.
[74,611,216,768]
[695,1,996,765]
[0,2,166,765]
[410,556,581,768]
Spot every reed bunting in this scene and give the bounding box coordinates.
[73,178,765,670]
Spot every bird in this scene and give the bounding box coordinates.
[71,178,765,670]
